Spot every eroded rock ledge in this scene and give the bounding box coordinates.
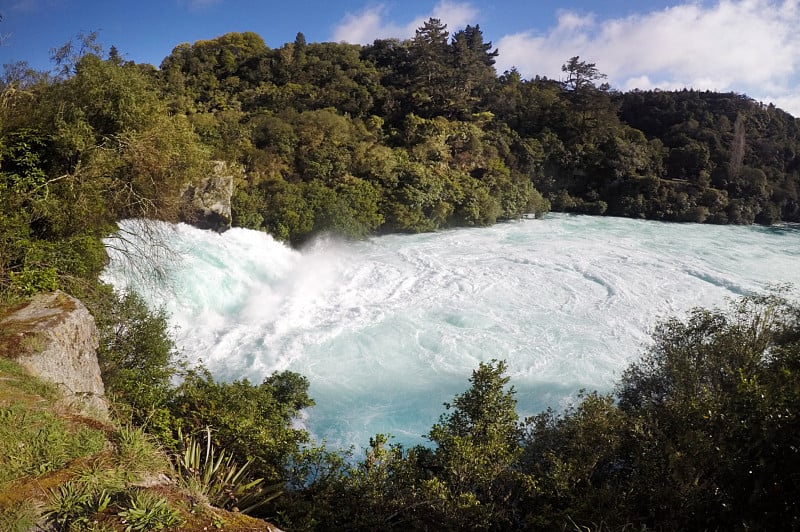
[0,290,109,419]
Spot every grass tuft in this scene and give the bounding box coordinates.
[114,424,170,478]
[117,489,183,531]
[0,403,106,483]
[0,501,38,532]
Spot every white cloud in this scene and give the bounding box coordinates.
[332,1,479,44]
[767,93,800,112]
[332,5,398,43]
[430,0,480,30]
[495,0,800,116]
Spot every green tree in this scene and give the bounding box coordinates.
[93,291,180,438]
[262,178,315,242]
[561,56,607,93]
[560,56,615,144]
[170,368,314,483]
[522,392,626,529]
[407,18,452,117]
[449,25,498,117]
[421,360,525,529]
[159,31,270,112]
[306,176,384,239]
[617,292,800,530]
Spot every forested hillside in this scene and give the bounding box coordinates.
[152,23,800,235]
[3,22,800,284]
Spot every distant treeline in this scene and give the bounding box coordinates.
[153,23,800,235]
[3,22,800,252]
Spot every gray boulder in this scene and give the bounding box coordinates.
[180,160,238,232]
[0,291,108,419]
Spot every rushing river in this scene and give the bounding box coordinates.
[102,214,800,450]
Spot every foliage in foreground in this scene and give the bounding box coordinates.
[86,286,315,488]
[116,490,183,531]
[0,501,37,532]
[6,254,798,531]
[272,291,800,531]
[84,278,800,530]
[0,358,106,485]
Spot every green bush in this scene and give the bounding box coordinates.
[169,368,313,483]
[8,266,58,295]
[615,291,800,530]
[94,291,181,435]
[274,292,800,531]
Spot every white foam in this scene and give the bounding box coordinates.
[102,215,800,450]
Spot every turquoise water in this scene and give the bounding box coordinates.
[103,214,800,450]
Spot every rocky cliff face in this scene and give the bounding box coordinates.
[180,160,239,232]
[0,291,108,418]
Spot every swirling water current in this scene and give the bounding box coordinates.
[102,214,800,450]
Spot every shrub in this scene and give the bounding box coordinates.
[94,291,181,437]
[174,427,281,513]
[169,368,313,482]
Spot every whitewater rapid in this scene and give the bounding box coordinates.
[102,214,800,450]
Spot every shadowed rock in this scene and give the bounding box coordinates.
[180,160,238,232]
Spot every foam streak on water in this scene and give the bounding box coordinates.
[102,214,800,450]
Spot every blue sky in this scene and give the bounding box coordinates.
[2,0,800,115]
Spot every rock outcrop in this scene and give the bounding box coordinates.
[180,160,238,232]
[0,291,108,418]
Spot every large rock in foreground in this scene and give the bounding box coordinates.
[0,291,108,418]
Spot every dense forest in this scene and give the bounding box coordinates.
[1,19,799,530]
[158,24,800,233]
